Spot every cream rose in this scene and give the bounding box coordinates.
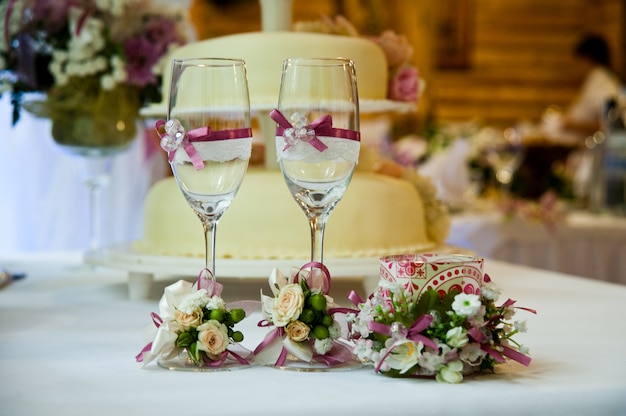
[196,319,229,357]
[174,309,202,331]
[272,283,304,327]
[286,320,310,342]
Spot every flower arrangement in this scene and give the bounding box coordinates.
[347,272,535,383]
[498,189,566,232]
[293,15,421,103]
[254,264,354,367]
[1,0,190,146]
[135,274,253,368]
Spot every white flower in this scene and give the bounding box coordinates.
[384,338,423,374]
[328,320,341,339]
[459,342,487,365]
[513,320,527,332]
[314,337,333,355]
[100,74,116,90]
[452,293,482,317]
[519,344,530,355]
[446,326,469,348]
[379,280,405,296]
[436,360,464,384]
[502,306,516,320]
[481,281,501,301]
[177,289,209,314]
[206,295,226,311]
[354,339,374,361]
[418,346,443,372]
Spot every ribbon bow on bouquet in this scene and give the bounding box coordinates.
[135,270,259,368]
[254,263,354,367]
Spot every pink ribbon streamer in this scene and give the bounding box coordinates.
[155,120,252,170]
[481,343,534,368]
[196,268,222,297]
[269,109,360,152]
[3,0,16,51]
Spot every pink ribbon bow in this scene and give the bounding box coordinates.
[269,109,360,152]
[155,120,252,170]
[368,314,438,373]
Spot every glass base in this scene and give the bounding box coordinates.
[157,351,253,372]
[270,359,364,372]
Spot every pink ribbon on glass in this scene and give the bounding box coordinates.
[269,109,360,152]
[155,119,252,170]
[293,261,331,295]
[368,314,438,373]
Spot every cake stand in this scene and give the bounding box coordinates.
[85,244,469,300]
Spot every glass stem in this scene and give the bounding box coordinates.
[201,217,218,279]
[83,156,112,253]
[309,213,329,264]
[87,185,102,252]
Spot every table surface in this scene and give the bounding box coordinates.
[1,252,626,416]
[448,210,626,285]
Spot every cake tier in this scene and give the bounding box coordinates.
[134,169,438,259]
[142,32,388,116]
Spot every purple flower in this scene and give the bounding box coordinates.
[124,36,162,87]
[389,65,419,102]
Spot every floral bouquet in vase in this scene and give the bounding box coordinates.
[347,254,536,383]
[136,274,257,370]
[1,0,190,153]
[254,264,356,369]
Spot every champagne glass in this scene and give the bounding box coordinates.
[272,58,361,269]
[161,58,253,281]
[263,58,360,371]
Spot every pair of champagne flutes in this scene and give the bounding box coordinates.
[161,57,360,285]
[158,57,360,370]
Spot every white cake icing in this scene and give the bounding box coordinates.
[134,146,450,259]
[141,31,389,117]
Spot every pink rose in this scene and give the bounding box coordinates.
[389,65,419,102]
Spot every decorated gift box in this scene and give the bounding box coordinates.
[347,253,536,383]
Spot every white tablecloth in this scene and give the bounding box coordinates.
[447,210,626,285]
[1,252,625,416]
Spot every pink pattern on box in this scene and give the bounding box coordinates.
[379,254,484,301]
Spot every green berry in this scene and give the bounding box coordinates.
[309,293,327,312]
[209,308,225,322]
[231,331,244,343]
[321,314,334,327]
[230,308,245,323]
[300,308,315,324]
[313,325,329,340]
